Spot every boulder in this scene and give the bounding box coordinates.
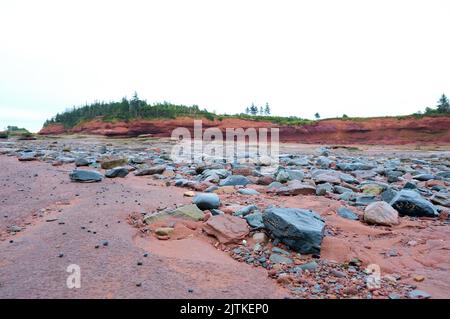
[312,170,341,184]
[100,158,128,169]
[364,201,399,226]
[135,165,166,176]
[192,193,220,210]
[390,190,438,217]
[202,215,249,243]
[219,175,250,186]
[69,170,103,183]
[272,180,316,196]
[105,167,129,178]
[75,158,91,167]
[262,207,325,254]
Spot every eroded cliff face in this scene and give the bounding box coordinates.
[39,116,450,145]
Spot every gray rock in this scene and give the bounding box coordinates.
[413,174,434,181]
[234,205,258,217]
[408,289,431,299]
[296,261,318,271]
[354,195,378,206]
[237,188,260,195]
[267,181,283,190]
[263,207,325,254]
[403,181,418,189]
[334,185,353,194]
[244,212,265,229]
[276,170,291,183]
[69,170,103,183]
[337,162,374,171]
[364,201,399,226]
[219,175,250,186]
[105,167,129,178]
[316,183,334,196]
[430,192,450,207]
[381,188,398,203]
[192,193,221,210]
[312,170,341,184]
[269,253,293,264]
[75,158,91,167]
[337,207,359,220]
[435,171,450,179]
[272,180,316,196]
[390,190,438,217]
[18,152,37,161]
[135,165,166,176]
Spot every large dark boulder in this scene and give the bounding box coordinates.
[390,190,438,217]
[262,207,325,254]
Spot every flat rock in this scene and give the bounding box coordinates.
[202,215,249,244]
[105,167,129,178]
[272,180,316,196]
[100,158,128,169]
[337,207,359,220]
[135,165,166,176]
[219,175,250,186]
[69,169,103,183]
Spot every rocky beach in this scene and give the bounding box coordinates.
[1,135,448,299]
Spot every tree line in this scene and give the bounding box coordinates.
[244,102,271,116]
[44,92,216,128]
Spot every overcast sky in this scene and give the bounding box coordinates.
[1,0,449,132]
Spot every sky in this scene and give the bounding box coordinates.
[1,0,450,132]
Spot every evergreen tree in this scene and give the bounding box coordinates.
[245,107,250,114]
[314,112,320,119]
[250,103,258,116]
[259,106,264,116]
[437,94,450,113]
[264,103,271,115]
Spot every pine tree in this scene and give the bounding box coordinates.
[437,94,450,113]
[250,103,258,116]
[259,106,264,116]
[245,107,250,114]
[264,102,271,115]
[314,112,320,119]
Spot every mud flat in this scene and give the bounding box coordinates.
[0,136,449,299]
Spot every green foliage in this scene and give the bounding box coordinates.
[223,113,314,126]
[314,112,320,119]
[423,94,450,115]
[4,126,30,136]
[0,131,8,138]
[43,95,217,129]
[264,103,271,115]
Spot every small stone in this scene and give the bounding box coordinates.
[413,275,425,282]
[184,191,196,197]
[408,289,431,299]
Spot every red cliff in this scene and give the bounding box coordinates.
[39,116,450,145]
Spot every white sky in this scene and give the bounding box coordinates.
[1,0,449,132]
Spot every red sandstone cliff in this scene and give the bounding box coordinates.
[39,116,450,145]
